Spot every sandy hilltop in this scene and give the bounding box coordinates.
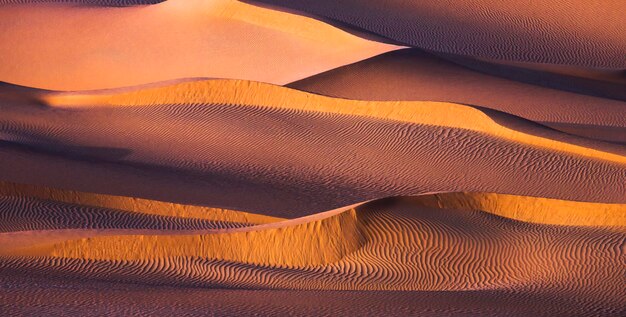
[0,0,624,316]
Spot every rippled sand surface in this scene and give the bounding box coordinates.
[1,1,624,316]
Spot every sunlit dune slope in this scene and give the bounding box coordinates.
[412,192,626,227]
[0,192,623,302]
[0,0,397,90]
[253,0,626,68]
[1,79,625,217]
[42,79,626,164]
[289,49,626,144]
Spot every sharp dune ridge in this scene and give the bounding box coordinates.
[288,49,626,144]
[0,180,282,224]
[40,79,626,165]
[0,191,623,304]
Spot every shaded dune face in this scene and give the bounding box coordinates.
[288,49,626,144]
[252,0,626,68]
[0,281,623,317]
[1,80,625,218]
[0,0,397,90]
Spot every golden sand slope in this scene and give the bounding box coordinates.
[413,192,626,227]
[44,79,626,165]
[2,79,625,216]
[0,0,397,90]
[0,190,623,296]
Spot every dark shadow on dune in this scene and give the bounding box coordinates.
[539,122,626,146]
[1,272,623,317]
[252,0,626,68]
[291,48,626,103]
[470,106,626,157]
[438,52,626,102]
[0,139,132,162]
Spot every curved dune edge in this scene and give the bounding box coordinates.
[1,206,363,268]
[0,181,282,224]
[42,79,626,165]
[0,0,398,90]
[1,189,623,268]
[411,193,626,227]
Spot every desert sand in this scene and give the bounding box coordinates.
[290,49,626,144]
[1,1,624,316]
[254,0,626,67]
[0,0,397,90]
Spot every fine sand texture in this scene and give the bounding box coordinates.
[253,0,626,68]
[1,2,625,315]
[1,79,624,315]
[0,0,397,90]
[0,183,624,315]
[1,79,625,218]
[289,49,626,144]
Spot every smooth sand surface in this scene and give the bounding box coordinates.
[289,49,626,144]
[0,0,397,90]
[254,0,626,68]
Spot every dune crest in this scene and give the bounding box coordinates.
[42,79,626,165]
[288,49,626,144]
[0,181,282,224]
[0,188,623,298]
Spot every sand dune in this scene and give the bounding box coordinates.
[1,79,625,219]
[1,278,623,317]
[0,190,623,313]
[289,49,626,144]
[2,1,624,315]
[253,0,626,68]
[0,0,397,90]
[0,181,282,224]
